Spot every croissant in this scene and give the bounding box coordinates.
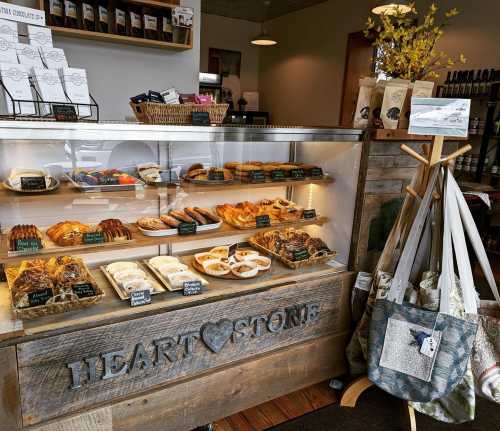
[47,221,93,246]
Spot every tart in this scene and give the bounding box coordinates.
[235,249,259,262]
[149,256,179,269]
[204,261,231,277]
[106,261,138,275]
[247,255,271,271]
[210,246,229,260]
[231,261,259,279]
[194,252,219,266]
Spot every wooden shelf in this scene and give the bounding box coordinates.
[0,177,333,204]
[372,129,467,141]
[0,217,329,263]
[49,26,192,50]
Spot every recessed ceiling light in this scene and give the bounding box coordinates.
[372,1,412,15]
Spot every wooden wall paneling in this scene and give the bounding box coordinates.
[30,409,112,431]
[17,273,353,426]
[0,346,22,431]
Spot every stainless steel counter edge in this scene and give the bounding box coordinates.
[0,121,365,142]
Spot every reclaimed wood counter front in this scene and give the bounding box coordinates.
[0,266,354,431]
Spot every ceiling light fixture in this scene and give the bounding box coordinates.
[251,1,278,46]
[372,0,411,15]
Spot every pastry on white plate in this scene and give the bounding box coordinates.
[194,252,219,266]
[210,246,229,260]
[204,261,231,277]
[8,169,51,190]
[235,249,259,262]
[231,261,258,279]
[247,255,271,271]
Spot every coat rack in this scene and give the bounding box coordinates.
[340,136,472,431]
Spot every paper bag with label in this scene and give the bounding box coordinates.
[369,80,386,128]
[399,80,435,130]
[381,79,409,129]
[353,77,376,128]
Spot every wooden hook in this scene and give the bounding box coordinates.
[406,186,440,201]
[401,144,429,165]
[440,144,473,165]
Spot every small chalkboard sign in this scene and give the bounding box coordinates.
[303,209,317,220]
[192,111,211,126]
[130,290,151,307]
[183,280,202,296]
[208,170,225,181]
[293,248,310,262]
[228,243,238,257]
[15,238,42,252]
[255,214,271,228]
[53,104,78,122]
[72,282,96,299]
[28,288,53,307]
[249,170,266,183]
[178,222,197,236]
[270,169,286,181]
[83,232,105,245]
[20,176,46,190]
[310,167,324,178]
[290,168,306,180]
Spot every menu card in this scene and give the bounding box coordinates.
[0,38,17,64]
[0,62,35,115]
[31,67,68,115]
[16,43,44,68]
[27,25,53,48]
[60,67,91,117]
[40,47,68,69]
[0,18,18,43]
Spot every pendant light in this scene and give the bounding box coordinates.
[372,0,411,15]
[251,1,278,46]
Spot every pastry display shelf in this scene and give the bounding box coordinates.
[0,177,334,203]
[0,254,344,344]
[0,217,329,264]
[0,121,364,142]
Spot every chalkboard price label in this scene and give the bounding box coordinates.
[270,169,286,181]
[208,170,225,181]
[290,168,306,180]
[178,222,197,236]
[249,170,266,183]
[83,232,105,245]
[15,238,42,252]
[28,288,53,307]
[293,248,310,262]
[255,214,271,228]
[303,209,317,220]
[183,280,202,296]
[192,111,211,126]
[53,104,78,122]
[310,167,324,178]
[130,290,152,307]
[20,176,46,190]
[72,282,96,299]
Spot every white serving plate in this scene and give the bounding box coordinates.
[137,220,222,237]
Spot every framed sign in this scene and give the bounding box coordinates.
[408,98,471,138]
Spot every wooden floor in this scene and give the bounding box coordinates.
[214,382,338,431]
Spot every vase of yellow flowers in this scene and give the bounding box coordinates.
[363,2,466,129]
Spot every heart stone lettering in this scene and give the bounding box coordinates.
[201,319,234,353]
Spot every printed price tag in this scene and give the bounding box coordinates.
[270,169,286,181]
[249,170,266,183]
[72,282,96,298]
[290,168,305,180]
[15,238,42,252]
[28,288,53,307]
[302,209,317,220]
[130,290,151,307]
[208,170,225,181]
[183,280,202,296]
[20,176,46,190]
[83,232,105,244]
[53,104,78,122]
[178,222,197,236]
[420,336,438,358]
[293,248,310,262]
[310,167,324,178]
[255,214,271,228]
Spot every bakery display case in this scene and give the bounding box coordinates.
[0,122,364,431]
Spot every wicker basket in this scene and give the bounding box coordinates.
[130,102,229,125]
[6,267,104,320]
[248,237,337,270]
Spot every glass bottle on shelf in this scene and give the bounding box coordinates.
[45,0,64,27]
[160,8,174,43]
[143,7,159,40]
[128,5,143,38]
[449,71,457,97]
[64,0,80,29]
[442,71,451,97]
[480,69,489,96]
[485,69,495,96]
[465,70,474,97]
[472,70,481,96]
[112,1,127,36]
[97,0,109,33]
[459,71,468,97]
[82,1,96,31]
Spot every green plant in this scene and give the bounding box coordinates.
[365,2,466,81]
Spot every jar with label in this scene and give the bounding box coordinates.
[112,1,127,35]
[64,0,80,29]
[97,0,109,33]
[143,8,159,40]
[160,9,173,42]
[45,0,64,27]
[81,2,95,31]
[128,6,143,38]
